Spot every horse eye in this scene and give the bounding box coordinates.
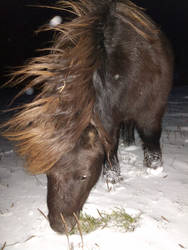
[80,175,87,181]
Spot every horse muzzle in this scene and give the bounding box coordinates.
[48,212,79,234]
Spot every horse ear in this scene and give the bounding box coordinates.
[80,125,99,149]
[88,126,98,147]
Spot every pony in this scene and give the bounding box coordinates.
[2,0,173,233]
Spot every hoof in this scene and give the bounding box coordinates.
[104,170,123,184]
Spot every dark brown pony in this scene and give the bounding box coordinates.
[2,0,173,233]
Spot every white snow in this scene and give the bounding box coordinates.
[25,88,34,96]
[49,16,62,27]
[0,86,188,250]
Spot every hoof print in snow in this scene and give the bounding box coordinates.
[146,166,164,176]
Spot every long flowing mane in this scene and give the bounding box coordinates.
[2,0,159,174]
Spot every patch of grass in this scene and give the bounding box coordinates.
[71,208,138,234]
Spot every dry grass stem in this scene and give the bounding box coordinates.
[106,180,112,192]
[60,213,72,250]
[178,243,185,249]
[73,212,84,250]
[1,242,6,250]
[24,235,36,243]
[161,216,169,223]
[37,208,48,221]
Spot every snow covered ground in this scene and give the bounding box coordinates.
[0,86,188,250]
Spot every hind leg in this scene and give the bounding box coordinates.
[136,123,163,170]
[121,121,135,146]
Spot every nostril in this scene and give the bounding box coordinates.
[60,213,74,233]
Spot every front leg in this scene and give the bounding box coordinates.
[94,114,122,183]
[102,128,123,184]
[103,154,122,184]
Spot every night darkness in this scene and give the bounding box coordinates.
[0,0,188,96]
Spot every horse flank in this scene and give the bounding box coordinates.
[2,0,160,174]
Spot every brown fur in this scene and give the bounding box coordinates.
[2,0,165,174]
[1,0,173,234]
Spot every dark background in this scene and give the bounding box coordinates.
[0,0,188,101]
